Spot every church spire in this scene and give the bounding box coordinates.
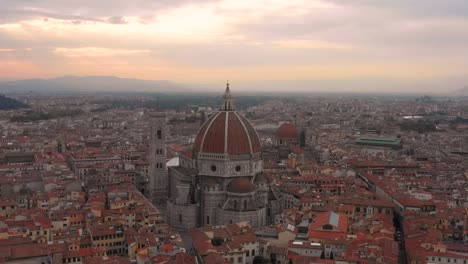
[222,81,234,111]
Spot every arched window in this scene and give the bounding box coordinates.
[206,216,210,225]
[179,214,182,222]
[234,200,237,210]
[157,129,162,139]
[244,200,248,210]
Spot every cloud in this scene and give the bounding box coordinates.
[272,40,354,50]
[328,0,468,19]
[0,0,220,23]
[0,0,467,92]
[54,47,151,57]
[0,7,102,24]
[107,16,127,24]
[0,48,32,52]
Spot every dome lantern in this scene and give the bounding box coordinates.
[222,81,234,111]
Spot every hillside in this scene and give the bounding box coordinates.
[0,76,187,94]
[0,95,29,110]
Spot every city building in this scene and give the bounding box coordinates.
[167,84,283,230]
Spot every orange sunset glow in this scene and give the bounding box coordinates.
[1,0,467,92]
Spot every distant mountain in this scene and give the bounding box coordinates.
[0,95,29,110]
[0,76,188,94]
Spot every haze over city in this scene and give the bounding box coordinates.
[1,2,468,264]
[1,0,468,93]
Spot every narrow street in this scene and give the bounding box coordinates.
[393,213,407,264]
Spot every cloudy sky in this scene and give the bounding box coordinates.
[0,0,467,93]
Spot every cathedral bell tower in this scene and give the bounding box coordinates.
[147,110,168,205]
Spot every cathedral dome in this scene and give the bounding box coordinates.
[193,84,261,156]
[276,123,298,139]
[227,178,255,193]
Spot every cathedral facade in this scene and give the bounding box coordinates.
[166,84,283,230]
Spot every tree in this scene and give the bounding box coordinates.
[0,95,29,110]
[299,130,306,147]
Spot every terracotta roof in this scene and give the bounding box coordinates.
[180,148,193,159]
[203,252,230,264]
[276,123,298,139]
[160,243,174,252]
[189,228,216,256]
[291,147,304,155]
[174,252,197,264]
[227,178,255,193]
[193,111,261,156]
[83,256,131,264]
[169,145,186,152]
[1,243,65,260]
[0,200,16,207]
[269,245,288,255]
[309,211,348,238]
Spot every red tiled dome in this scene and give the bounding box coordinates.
[276,123,298,139]
[193,111,261,156]
[227,178,255,193]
